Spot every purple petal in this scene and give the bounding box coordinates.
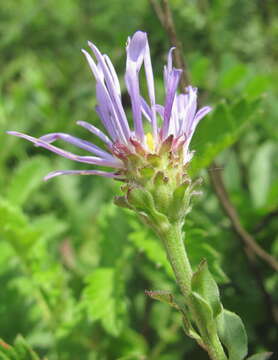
[39,133,115,160]
[162,68,182,139]
[143,39,157,137]
[44,169,122,181]
[87,42,131,141]
[103,54,121,97]
[82,49,126,143]
[7,131,123,168]
[125,32,147,141]
[95,82,125,142]
[193,106,212,125]
[163,47,175,86]
[126,31,147,66]
[155,104,164,118]
[184,86,198,133]
[141,96,152,122]
[76,121,112,146]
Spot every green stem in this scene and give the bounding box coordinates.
[160,222,192,297]
[159,221,227,360]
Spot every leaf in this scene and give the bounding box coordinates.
[6,156,50,206]
[190,97,261,175]
[145,290,204,346]
[191,260,222,318]
[0,198,38,252]
[145,290,179,309]
[0,335,41,360]
[216,309,248,360]
[128,220,173,278]
[249,142,276,208]
[246,352,273,360]
[186,228,229,284]
[218,64,248,91]
[83,267,126,336]
[189,291,217,340]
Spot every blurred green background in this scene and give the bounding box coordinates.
[1,0,278,359]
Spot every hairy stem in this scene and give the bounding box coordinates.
[159,222,227,360]
[159,222,192,297]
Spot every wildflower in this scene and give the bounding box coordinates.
[8,31,211,182]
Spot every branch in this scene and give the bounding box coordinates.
[209,161,278,272]
[149,0,190,89]
[253,208,278,234]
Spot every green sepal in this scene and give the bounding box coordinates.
[191,259,222,318]
[126,186,169,230]
[113,196,132,209]
[216,309,248,360]
[127,186,155,213]
[246,353,273,360]
[152,171,171,214]
[168,181,191,221]
[139,166,155,179]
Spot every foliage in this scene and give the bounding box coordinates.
[0,0,277,359]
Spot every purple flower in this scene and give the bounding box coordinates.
[7,31,211,181]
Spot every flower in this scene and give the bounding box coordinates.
[7,31,211,182]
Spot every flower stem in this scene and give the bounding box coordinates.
[160,222,192,297]
[159,221,227,360]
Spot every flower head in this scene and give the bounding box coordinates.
[8,31,211,182]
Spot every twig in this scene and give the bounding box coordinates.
[209,161,278,272]
[253,208,278,234]
[149,0,190,89]
[148,0,165,25]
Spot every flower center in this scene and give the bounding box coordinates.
[146,132,155,152]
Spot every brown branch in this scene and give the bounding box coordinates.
[253,208,278,234]
[149,0,190,89]
[209,161,278,272]
[148,0,165,25]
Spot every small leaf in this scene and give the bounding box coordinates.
[6,156,50,206]
[189,291,216,338]
[128,221,173,278]
[191,259,222,318]
[216,309,248,360]
[0,336,41,360]
[83,267,126,336]
[246,352,273,360]
[145,290,179,309]
[249,142,275,208]
[145,290,204,346]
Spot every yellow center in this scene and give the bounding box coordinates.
[146,132,155,152]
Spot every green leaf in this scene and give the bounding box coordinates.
[128,220,173,278]
[190,97,261,175]
[216,309,248,360]
[191,260,222,318]
[83,267,126,336]
[218,64,248,91]
[0,336,41,360]
[249,142,276,208]
[145,290,179,309]
[145,290,204,346]
[0,198,38,252]
[189,291,216,338]
[186,228,229,284]
[6,156,50,206]
[246,352,273,360]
